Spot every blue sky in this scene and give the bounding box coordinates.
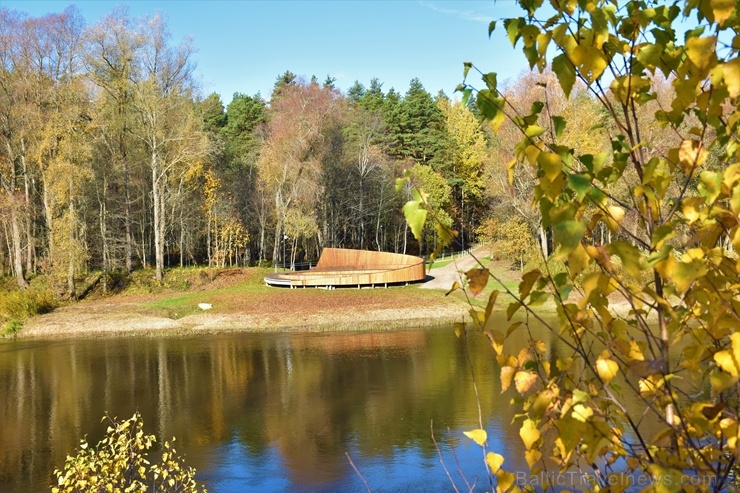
[2,0,528,104]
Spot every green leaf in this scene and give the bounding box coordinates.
[607,240,642,278]
[566,173,592,201]
[519,269,541,299]
[525,125,547,138]
[463,62,472,80]
[506,321,523,337]
[482,72,498,91]
[504,17,524,46]
[402,200,427,241]
[553,220,585,257]
[552,53,576,97]
[476,89,499,120]
[488,20,497,38]
[552,115,566,140]
[507,301,522,320]
[461,88,472,107]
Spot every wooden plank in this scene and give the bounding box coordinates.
[264,248,425,287]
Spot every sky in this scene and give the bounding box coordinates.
[1,0,529,104]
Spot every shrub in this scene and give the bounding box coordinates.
[0,288,57,335]
[51,412,207,493]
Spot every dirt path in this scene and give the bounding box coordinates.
[420,246,491,290]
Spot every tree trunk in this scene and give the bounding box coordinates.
[67,198,77,300]
[42,175,54,265]
[9,197,28,289]
[152,150,165,282]
[21,149,33,275]
[539,224,548,257]
[99,178,108,294]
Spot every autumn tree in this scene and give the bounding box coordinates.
[439,97,488,249]
[413,0,740,490]
[257,80,342,264]
[344,95,387,249]
[0,8,31,288]
[130,13,209,281]
[85,7,143,277]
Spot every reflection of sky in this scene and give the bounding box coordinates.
[202,438,291,492]
[196,426,511,492]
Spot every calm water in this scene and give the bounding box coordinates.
[0,322,566,493]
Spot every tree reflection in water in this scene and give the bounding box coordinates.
[0,321,580,492]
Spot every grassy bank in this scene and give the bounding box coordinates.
[4,251,540,339]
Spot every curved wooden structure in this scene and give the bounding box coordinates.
[264,248,425,288]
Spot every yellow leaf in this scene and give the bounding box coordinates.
[463,428,488,446]
[687,36,718,77]
[515,371,538,394]
[714,333,740,377]
[604,205,625,233]
[465,268,489,296]
[556,357,574,371]
[723,58,740,98]
[714,350,739,377]
[678,139,707,174]
[485,289,500,323]
[710,371,738,392]
[537,152,562,180]
[507,158,517,186]
[501,366,516,393]
[567,242,590,277]
[572,404,593,422]
[444,281,461,296]
[525,448,542,468]
[596,356,619,385]
[490,330,505,356]
[519,419,540,449]
[532,340,547,354]
[486,452,505,474]
[469,308,486,329]
[570,45,607,84]
[496,470,516,493]
[711,0,735,24]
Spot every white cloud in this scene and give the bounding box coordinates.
[418,1,492,23]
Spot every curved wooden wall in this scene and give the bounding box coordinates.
[264,248,425,288]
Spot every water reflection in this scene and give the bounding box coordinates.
[1,322,557,492]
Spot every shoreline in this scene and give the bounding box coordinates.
[17,302,470,340]
[13,249,493,341]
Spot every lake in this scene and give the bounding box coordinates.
[0,322,566,492]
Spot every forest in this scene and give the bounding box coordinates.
[0,5,680,299]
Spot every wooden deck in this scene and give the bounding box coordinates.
[264,248,425,288]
